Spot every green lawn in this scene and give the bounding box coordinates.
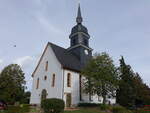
[0,105,30,113]
[64,107,106,113]
[1,105,149,113]
[0,106,106,113]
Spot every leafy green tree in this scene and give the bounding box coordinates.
[133,73,144,106]
[24,91,31,103]
[0,64,26,104]
[82,52,118,104]
[21,91,31,104]
[116,56,136,108]
[133,73,150,106]
[117,57,150,108]
[141,84,150,105]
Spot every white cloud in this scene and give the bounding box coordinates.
[13,56,34,67]
[0,59,3,64]
[13,56,38,91]
[0,59,4,70]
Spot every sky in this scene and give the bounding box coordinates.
[0,0,150,91]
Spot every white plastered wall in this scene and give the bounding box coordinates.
[30,44,63,104]
[63,69,80,106]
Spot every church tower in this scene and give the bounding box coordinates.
[68,4,93,68]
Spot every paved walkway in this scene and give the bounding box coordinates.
[65,107,79,111]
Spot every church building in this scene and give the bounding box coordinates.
[30,5,116,107]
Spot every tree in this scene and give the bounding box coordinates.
[141,84,150,105]
[117,57,150,108]
[0,64,26,104]
[21,91,31,104]
[133,73,144,107]
[82,52,118,104]
[116,56,136,108]
[133,73,150,106]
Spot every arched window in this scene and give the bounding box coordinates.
[45,61,48,71]
[44,76,47,80]
[36,78,39,89]
[84,39,88,46]
[51,74,55,87]
[67,73,71,87]
[41,89,47,101]
[72,39,76,46]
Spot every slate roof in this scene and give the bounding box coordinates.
[71,24,89,36]
[49,42,82,72]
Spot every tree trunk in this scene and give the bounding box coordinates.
[88,78,92,101]
[102,95,106,104]
[102,83,106,104]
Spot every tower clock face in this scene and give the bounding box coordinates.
[84,49,88,55]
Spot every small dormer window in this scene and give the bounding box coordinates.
[45,61,48,71]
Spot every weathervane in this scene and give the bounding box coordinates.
[76,0,83,24]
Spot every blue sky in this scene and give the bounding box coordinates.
[0,0,150,90]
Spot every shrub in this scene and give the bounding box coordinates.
[78,103,100,107]
[112,106,133,113]
[41,98,65,113]
[136,106,150,113]
[100,104,111,110]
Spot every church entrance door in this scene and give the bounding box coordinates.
[41,89,47,102]
[66,93,72,108]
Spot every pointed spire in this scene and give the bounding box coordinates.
[76,3,83,24]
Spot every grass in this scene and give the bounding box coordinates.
[1,105,149,113]
[29,107,37,112]
[64,107,106,113]
[0,104,30,113]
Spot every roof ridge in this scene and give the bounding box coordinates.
[48,42,66,50]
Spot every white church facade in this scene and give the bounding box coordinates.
[30,5,116,107]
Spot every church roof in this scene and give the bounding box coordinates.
[76,4,83,24]
[70,4,90,37]
[71,24,89,35]
[49,42,82,72]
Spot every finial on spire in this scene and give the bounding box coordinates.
[76,3,83,24]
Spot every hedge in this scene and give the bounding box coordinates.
[41,98,65,113]
[78,103,100,107]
